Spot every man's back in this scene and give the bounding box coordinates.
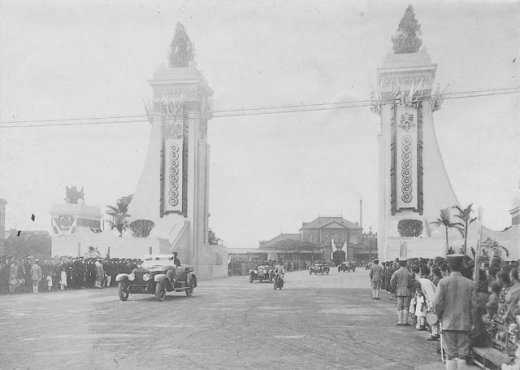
[370,264,383,281]
[433,272,476,331]
[391,267,411,296]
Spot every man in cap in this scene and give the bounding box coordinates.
[432,254,477,370]
[390,259,412,326]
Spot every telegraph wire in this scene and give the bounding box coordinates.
[0,86,519,129]
[212,86,520,114]
[0,114,146,124]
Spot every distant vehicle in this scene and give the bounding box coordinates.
[249,262,274,283]
[338,261,356,272]
[115,254,197,301]
[310,261,330,275]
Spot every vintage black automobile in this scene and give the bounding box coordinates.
[249,262,274,283]
[338,261,356,272]
[115,254,197,301]
[309,261,330,275]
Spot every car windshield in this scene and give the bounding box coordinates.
[142,255,175,268]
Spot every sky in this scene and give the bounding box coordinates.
[0,0,518,249]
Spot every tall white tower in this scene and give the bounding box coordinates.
[374,9,463,260]
[127,25,227,278]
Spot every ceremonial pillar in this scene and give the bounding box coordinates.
[128,61,212,265]
[375,49,462,260]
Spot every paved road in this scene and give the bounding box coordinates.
[0,269,442,370]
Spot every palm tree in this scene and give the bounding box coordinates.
[482,237,509,259]
[106,195,132,237]
[431,208,456,257]
[452,204,477,255]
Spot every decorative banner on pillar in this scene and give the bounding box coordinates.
[163,114,184,214]
[395,104,418,211]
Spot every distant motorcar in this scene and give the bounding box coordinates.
[338,261,356,272]
[249,263,274,283]
[309,261,330,275]
[115,254,197,301]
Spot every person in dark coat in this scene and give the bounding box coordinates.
[432,254,477,370]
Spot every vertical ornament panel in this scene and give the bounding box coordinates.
[163,110,185,214]
[417,102,424,215]
[390,104,397,215]
[395,104,418,210]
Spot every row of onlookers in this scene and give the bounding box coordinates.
[369,255,520,368]
[0,256,141,294]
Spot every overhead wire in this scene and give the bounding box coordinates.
[0,86,518,129]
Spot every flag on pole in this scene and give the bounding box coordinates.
[69,218,77,235]
[392,83,403,105]
[51,218,61,236]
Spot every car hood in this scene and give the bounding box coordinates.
[134,266,170,273]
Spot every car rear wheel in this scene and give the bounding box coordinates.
[155,281,166,301]
[118,281,129,301]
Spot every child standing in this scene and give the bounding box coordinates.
[415,291,427,330]
[46,274,53,292]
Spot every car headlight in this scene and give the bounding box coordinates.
[142,273,151,282]
[128,273,135,281]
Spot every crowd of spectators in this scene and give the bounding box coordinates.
[0,255,142,294]
[373,255,520,368]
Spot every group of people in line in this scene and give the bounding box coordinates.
[369,255,520,370]
[0,255,142,294]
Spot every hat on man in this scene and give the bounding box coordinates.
[446,253,464,270]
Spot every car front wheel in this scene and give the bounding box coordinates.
[185,279,195,297]
[118,281,130,301]
[155,281,166,301]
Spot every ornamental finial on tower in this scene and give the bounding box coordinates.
[168,22,195,68]
[391,5,422,54]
